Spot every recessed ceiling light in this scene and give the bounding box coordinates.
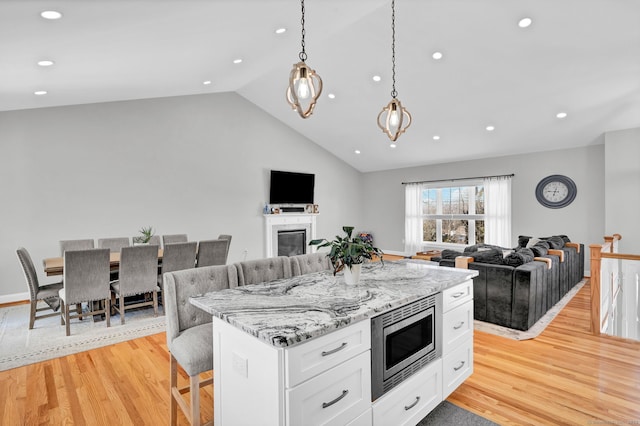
[518,17,532,28]
[37,60,55,67]
[372,75,381,82]
[355,150,361,154]
[275,28,287,34]
[233,58,243,64]
[486,125,495,131]
[203,80,212,85]
[433,135,440,140]
[390,143,397,148]
[34,90,48,95]
[41,10,62,20]
[556,112,568,119]
[327,93,335,99]
[432,52,443,60]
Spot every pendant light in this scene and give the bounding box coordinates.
[377,0,411,142]
[286,0,323,119]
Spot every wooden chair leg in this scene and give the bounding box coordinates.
[65,303,70,336]
[29,300,37,330]
[119,293,125,325]
[190,375,200,426]
[153,291,158,317]
[60,300,65,326]
[170,355,178,426]
[76,303,83,320]
[105,298,110,328]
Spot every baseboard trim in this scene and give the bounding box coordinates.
[0,292,29,305]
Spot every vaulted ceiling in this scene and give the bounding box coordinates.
[2,0,639,172]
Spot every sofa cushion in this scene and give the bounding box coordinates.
[503,247,534,267]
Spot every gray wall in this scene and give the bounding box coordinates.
[361,145,606,270]
[0,92,362,300]
[605,127,640,253]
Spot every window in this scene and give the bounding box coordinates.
[421,183,484,246]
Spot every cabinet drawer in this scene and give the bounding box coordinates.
[443,300,473,353]
[442,338,473,399]
[286,351,371,426]
[372,359,442,426]
[345,408,372,426]
[442,280,473,312]
[286,319,371,388]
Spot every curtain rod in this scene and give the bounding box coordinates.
[401,173,514,185]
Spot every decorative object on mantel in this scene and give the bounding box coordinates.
[132,225,155,244]
[309,226,384,284]
[377,0,411,142]
[286,0,323,119]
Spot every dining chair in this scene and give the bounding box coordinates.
[218,234,232,260]
[97,237,130,252]
[159,242,197,287]
[59,248,111,336]
[164,264,237,426]
[59,239,94,256]
[146,235,162,246]
[16,247,64,329]
[234,256,292,286]
[196,239,229,267]
[162,234,188,247]
[290,252,332,276]
[111,245,160,325]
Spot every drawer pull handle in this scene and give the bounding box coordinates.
[451,291,465,298]
[404,396,421,411]
[321,342,347,356]
[453,321,465,330]
[453,361,466,371]
[322,389,349,408]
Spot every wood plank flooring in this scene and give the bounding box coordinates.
[1,280,639,425]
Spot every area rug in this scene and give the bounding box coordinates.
[473,278,587,340]
[0,303,166,371]
[417,401,497,425]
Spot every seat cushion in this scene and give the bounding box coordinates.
[111,281,160,296]
[37,282,63,299]
[170,323,213,377]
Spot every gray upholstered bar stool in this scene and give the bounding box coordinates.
[59,248,111,336]
[16,247,64,329]
[196,239,229,267]
[234,256,292,286]
[290,252,332,276]
[163,264,238,426]
[217,234,232,260]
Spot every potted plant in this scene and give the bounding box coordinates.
[309,226,383,284]
[133,226,155,245]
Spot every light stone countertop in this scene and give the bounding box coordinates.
[190,260,478,348]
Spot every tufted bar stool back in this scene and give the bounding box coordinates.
[234,256,292,286]
[290,252,332,276]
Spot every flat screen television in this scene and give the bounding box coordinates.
[269,170,315,204]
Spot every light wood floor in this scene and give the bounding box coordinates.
[1,281,639,425]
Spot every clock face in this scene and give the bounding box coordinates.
[535,175,577,208]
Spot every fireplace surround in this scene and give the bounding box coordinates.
[264,213,317,258]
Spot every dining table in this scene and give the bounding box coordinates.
[42,249,164,276]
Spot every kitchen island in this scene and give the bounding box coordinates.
[191,260,478,426]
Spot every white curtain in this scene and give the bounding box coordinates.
[484,176,512,247]
[404,183,423,254]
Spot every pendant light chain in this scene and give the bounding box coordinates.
[299,0,307,62]
[391,0,397,99]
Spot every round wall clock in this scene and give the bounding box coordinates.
[535,174,577,208]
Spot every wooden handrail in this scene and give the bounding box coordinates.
[601,253,640,261]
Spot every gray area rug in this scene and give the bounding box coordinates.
[418,401,497,425]
[0,302,165,371]
[474,278,587,340]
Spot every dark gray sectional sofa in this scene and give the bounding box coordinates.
[436,236,584,331]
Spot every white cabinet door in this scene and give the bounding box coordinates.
[372,359,442,426]
[442,300,473,353]
[287,351,372,426]
[442,280,473,312]
[442,338,473,399]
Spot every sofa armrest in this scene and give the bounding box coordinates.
[548,249,565,262]
[565,242,580,253]
[534,257,552,269]
[455,256,474,269]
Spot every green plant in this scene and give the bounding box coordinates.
[309,226,383,275]
[133,226,154,244]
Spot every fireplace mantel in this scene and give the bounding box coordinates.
[264,213,317,258]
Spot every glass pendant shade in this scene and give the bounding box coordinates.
[377,98,412,141]
[286,61,323,118]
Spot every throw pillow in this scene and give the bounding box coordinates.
[526,237,541,249]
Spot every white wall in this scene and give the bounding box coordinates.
[605,127,640,253]
[361,145,606,270]
[0,92,362,299]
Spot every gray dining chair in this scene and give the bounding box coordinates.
[290,252,332,276]
[234,256,292,286]
[59,248,111,336]
[196,239,229,267]
[59,239,94,256]
[110,245,160,325]
[164,264,237,426]
[97,237,130,252]
[159,242,197,287]
[147,235,162,246]
[162,234,188,247]
[16,247,64,329]
[218,234,232,260]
